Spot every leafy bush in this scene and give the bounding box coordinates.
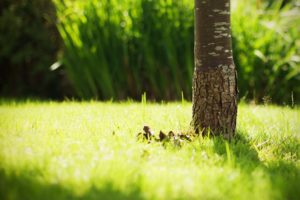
[0,0,63,98]
[54,0,300,103]
[54,0,193,100]
[232,0,300,104]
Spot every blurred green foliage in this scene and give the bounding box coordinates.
[0,0,62,98]
[1,0,299,103]
[53,0,194,100]
[232,0,300,103]
[53,0,300,103]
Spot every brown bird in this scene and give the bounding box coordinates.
[168,131,175,139]
[184,134,192,141]
[143,125,154,140]
[178,132,192,141]
[159,131,168,141]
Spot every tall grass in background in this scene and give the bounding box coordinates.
[53,0,300,103]
[53,0,193,100]
[232,0,300,103]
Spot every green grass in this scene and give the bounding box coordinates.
[0,101,299,200]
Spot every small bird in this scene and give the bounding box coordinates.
[178,132,184,139]
[178,132,192,141]
[184,134,192,141]
[159,131,168,141]
[137,127,194,146]
[143,125,154,140]
[168,131,175,139]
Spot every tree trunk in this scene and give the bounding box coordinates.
[192,0,237,139]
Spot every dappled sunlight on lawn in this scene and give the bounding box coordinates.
[0,102,299,200]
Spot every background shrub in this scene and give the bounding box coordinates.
[53,0,300,103]
[232,0,300,103]
[53,0,194,100]
[0,0,63,99]
[1,0,299,104]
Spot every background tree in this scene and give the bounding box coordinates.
[192,0,238,138]
[0,0,63,98]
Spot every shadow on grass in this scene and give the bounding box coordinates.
[0,170,144,200]
[212,132,300,200]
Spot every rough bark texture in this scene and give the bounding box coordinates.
[192,0,237,139]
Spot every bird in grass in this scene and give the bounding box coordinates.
[143,125,155,140]
[159,131,168,142]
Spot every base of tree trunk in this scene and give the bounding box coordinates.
[192,64,238,139]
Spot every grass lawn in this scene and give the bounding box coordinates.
[0,101,299,200]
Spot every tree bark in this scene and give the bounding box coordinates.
[192,0,237,139]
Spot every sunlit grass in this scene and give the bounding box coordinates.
[0,101,299,200]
